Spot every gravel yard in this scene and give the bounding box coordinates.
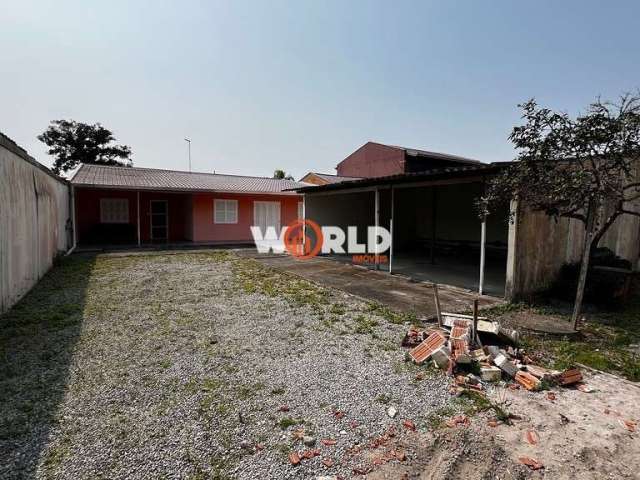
[1,250,458,479]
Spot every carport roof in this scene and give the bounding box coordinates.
[71,164,307,194]
[291,162,512,193]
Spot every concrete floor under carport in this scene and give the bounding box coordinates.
[304,181,510,298]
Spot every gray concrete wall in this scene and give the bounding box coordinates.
[0,133,71,313]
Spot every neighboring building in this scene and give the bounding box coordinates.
[336,142,482,178]
[297,151,640,300]
[71,164,305,246]
[298,172,362,186]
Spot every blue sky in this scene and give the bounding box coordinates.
[1,1,639,178]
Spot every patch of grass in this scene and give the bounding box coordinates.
[329,303,347,316]
[482,297,640,382]
[425,405,457,429]
[457,390,512,424]
[159,359,172,369]
[366,303,417,325]
[353,315,378,334]
[278,417,304,430]
[235,382,265,400]
[375,394,392,405]
[231,259,329,309]
[270,387,286,395]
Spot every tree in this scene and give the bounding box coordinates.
[273,169,294,180]
[479,93,640,329]
[38,120,132,174]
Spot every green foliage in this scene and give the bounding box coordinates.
[38,119,132,174]
[480,94,640,223]
[273,169,294,180]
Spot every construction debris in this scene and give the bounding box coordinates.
[559,368,583,385]
[408,331,447,364]
[401,304,584,399]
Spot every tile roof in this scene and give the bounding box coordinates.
[71,164,306,194]
[292,162,512,193]
[303,172,363,184]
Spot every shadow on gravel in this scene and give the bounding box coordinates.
[0,254,96,479]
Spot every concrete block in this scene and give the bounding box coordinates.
[493,353,518,378]
[480,366,502,382]
[431,345,451,370]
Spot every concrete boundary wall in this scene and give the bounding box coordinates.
[506,164,640,300]
[0,133,72,313]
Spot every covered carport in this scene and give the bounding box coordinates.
[299,165,510,297]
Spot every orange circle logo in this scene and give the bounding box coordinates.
[284,219,323,259]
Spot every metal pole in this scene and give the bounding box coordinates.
[184,138,191,172]
[479,219,486,295]
[431,187,437,265]
[389,186,394,273]
[137,191,141,247]
[302,196,306,256]
[433,283,443,327]
[374,188,380,270]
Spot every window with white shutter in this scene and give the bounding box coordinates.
[100,198,129,223]
[214,199,238,224]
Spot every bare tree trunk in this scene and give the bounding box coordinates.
[572,204,596,330]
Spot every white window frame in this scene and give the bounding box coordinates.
[100,198,129,224]
[214,199,238,224]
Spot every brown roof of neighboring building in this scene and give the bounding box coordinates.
[336,141,483,169]
[299,171,362,184]
[71,164,306,194]
[292,162,512,193]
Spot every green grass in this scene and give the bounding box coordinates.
[521,297,640,381]
[366,302,417,325]
[353,315,378,334]
[278,417,304,430]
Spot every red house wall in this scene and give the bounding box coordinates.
[336,142,405,178]
[75,188,191,244]
[192,193,301,242]
[75,188,302,245]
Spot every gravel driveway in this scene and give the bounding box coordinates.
[0,250,454,479]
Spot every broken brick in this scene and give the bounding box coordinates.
[255,443,264,451]
[515,371,541,391]
[321,438,337,446]
[408,331,447,364]
[402,420,416,431]
[278,405,290,412]
[301,449,321,459]
[525,430,539,445]
[445,415,470,428]
[333,410,346,419]
[546,392,557,401]
[622,419,637,432]
[559,368,583,386]
[289,452,301,465]
[519,456,544,470]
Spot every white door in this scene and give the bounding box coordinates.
[253,201,281,233]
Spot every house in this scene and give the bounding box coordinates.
[336,141,482,178]
[295,142,640,300]
[71,164,305,246]
[298,172,362,186]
